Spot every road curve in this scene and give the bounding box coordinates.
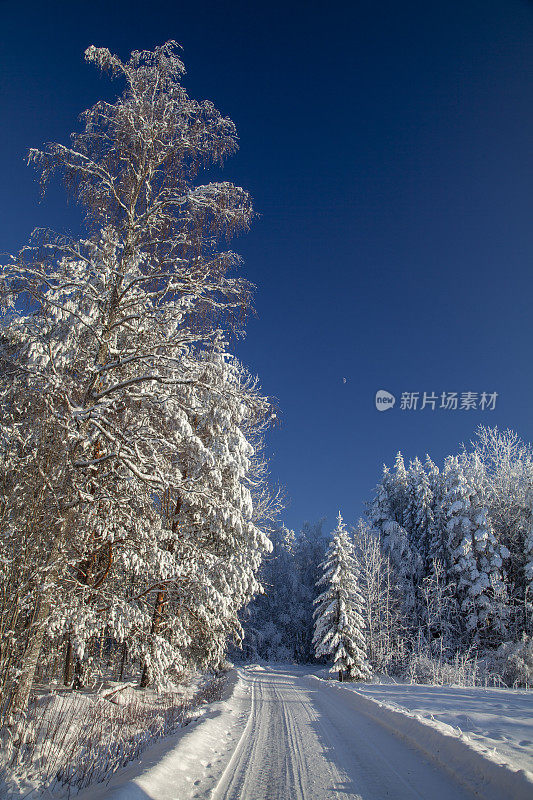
[210,665,477,800]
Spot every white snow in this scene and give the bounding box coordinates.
[347,680,533,774]
[75,665,533,800]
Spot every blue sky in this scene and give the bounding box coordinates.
[1,0,532,533]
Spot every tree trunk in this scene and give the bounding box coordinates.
[12,591,54,712]
[73,657,84,690]
[11,527,64,712]
[139,662,150,689]
[139,588,167,688]
[64,636,73,686]
[139,490,181,689]
[118,641,128,681]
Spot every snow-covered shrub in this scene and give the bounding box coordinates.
[0,675,226,798]
[403,649,505,687]
[403,653,441,684]
[490,635,533,687]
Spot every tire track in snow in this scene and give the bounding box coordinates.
[209,666,479,800]
[274,673,309,800]
[209,673,259,800]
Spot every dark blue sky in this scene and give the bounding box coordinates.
[1,0,532,533]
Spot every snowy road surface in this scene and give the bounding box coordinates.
[87,665,533,800]
[210,666,478,800]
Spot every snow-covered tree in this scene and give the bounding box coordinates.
[469,426,533,635]
[410,458,434,569]
[0,42,273,711]
[239,519,326,663]
[443,456,508,645]
[239,524,301,661]
[313,514,371,681]
[525,519,533,629]
[425,456,447,568]
[143,342,275,681]
[368,463,418,628]
[289,520,327,661]
[353,519,401,672]
[363,430,533,673]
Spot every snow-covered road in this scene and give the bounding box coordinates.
[211,665,478,800]
[86,665,533,800]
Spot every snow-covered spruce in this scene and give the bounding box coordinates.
[368,457,420,629]
[442,454,508,645]
[313,513,371,681]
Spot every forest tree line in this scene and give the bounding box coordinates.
[243,426,533,686]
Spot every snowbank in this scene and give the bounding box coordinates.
[77,669,245,800]
[310,676,533,800]
[354,682,533,774]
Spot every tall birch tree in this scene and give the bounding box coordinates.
[0,41,271,710]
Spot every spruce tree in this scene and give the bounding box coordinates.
[443,456,508,645]
[313,513,371,681]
